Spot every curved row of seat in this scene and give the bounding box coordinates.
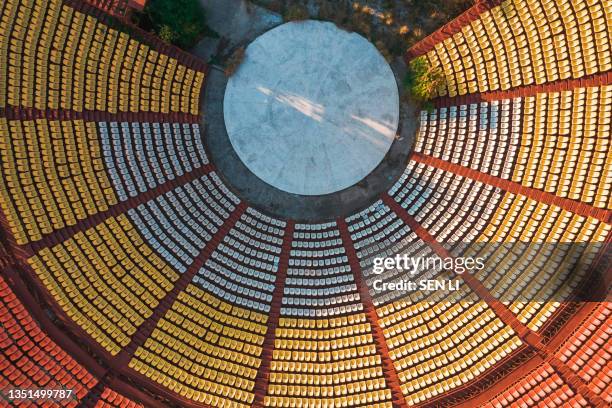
[374,288,522,404]
[96,387,144,408]
[129,173,237,273]
[416,86,611,208]
[0,118,117,244]
[2,0,203,113]
[483,362,592,407]
[28,215,178,355]
[415,99,520,181]
[100,122,208,201]
[265,315,394,407]
[427,0,610,97]
[193,208,286,313]
[555,303,611,403]
[129,283,268,407]
[468,192,609,329]
[0,275,97,407]
[0,0,609,406]
[283,223,362,318]
[386,158,610,331]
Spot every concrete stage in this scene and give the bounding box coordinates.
[224,21,400,195]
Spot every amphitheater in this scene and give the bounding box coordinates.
[0,0,610,407]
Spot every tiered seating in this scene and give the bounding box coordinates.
[264,315,393,408]
[193,208,286,313]
[427,0,610,96]
[376,297,522,405]
[511,86,611,208]
[416,85,612,209]
[469,192,609,329]
[2,0,204,114]
[129,173,239,273]
[0,119,116,244]
[100,122,208,201]
[482,362,591,407]
[95,388,143,408]
[129,284,268,407]
[415,99,521,180]
[389,161,503,250]
[345,200,437,306]
[0,276,97,406]
[555,303,612,402]
[386,157,608,331]
[346,201,522,405]
[0,0,611,405]
[28,215,179,355]
[283,223,362,317]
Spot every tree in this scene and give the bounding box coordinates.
[404,56,445,103]
[145,0,213,49]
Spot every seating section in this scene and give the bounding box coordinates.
[482,362,591,407]
[1,0,204,114]
[193,208,286,313]
[100,122,208,201]
[345,200,437,306]
[470,192,610,329]
[129,173,239,273]
[28,215,179,355]
[415,99,521,180]
[555,303,611,403]
[0,118,117,245]
[511,86,611,208]
[427,0,610,97]
[283,223,362,318]
[129,284,268,407]
[389,161,503,251]
[346,201,522,405]
[386,159,609,331]
[377,297,522,405]
[0,276,97,407]
[265,316,393,408]
[95,388,144,408]
[416,86,612,209]
[0,0,611,405]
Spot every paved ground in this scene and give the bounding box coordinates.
[223,21,399,195]
[192,0,282,61]
[202,64,417,222]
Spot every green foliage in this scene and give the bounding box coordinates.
[145,0,214,49]
[158,25,177,43]
[284,4,309,21]
[404,56,445,103]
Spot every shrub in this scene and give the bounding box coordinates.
[225,47,246,77]
[404,56,445,102]
[284,4,309,21]
[145,0,215,49]
[158,25,177,43]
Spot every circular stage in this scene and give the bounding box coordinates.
[223,21,400,196]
